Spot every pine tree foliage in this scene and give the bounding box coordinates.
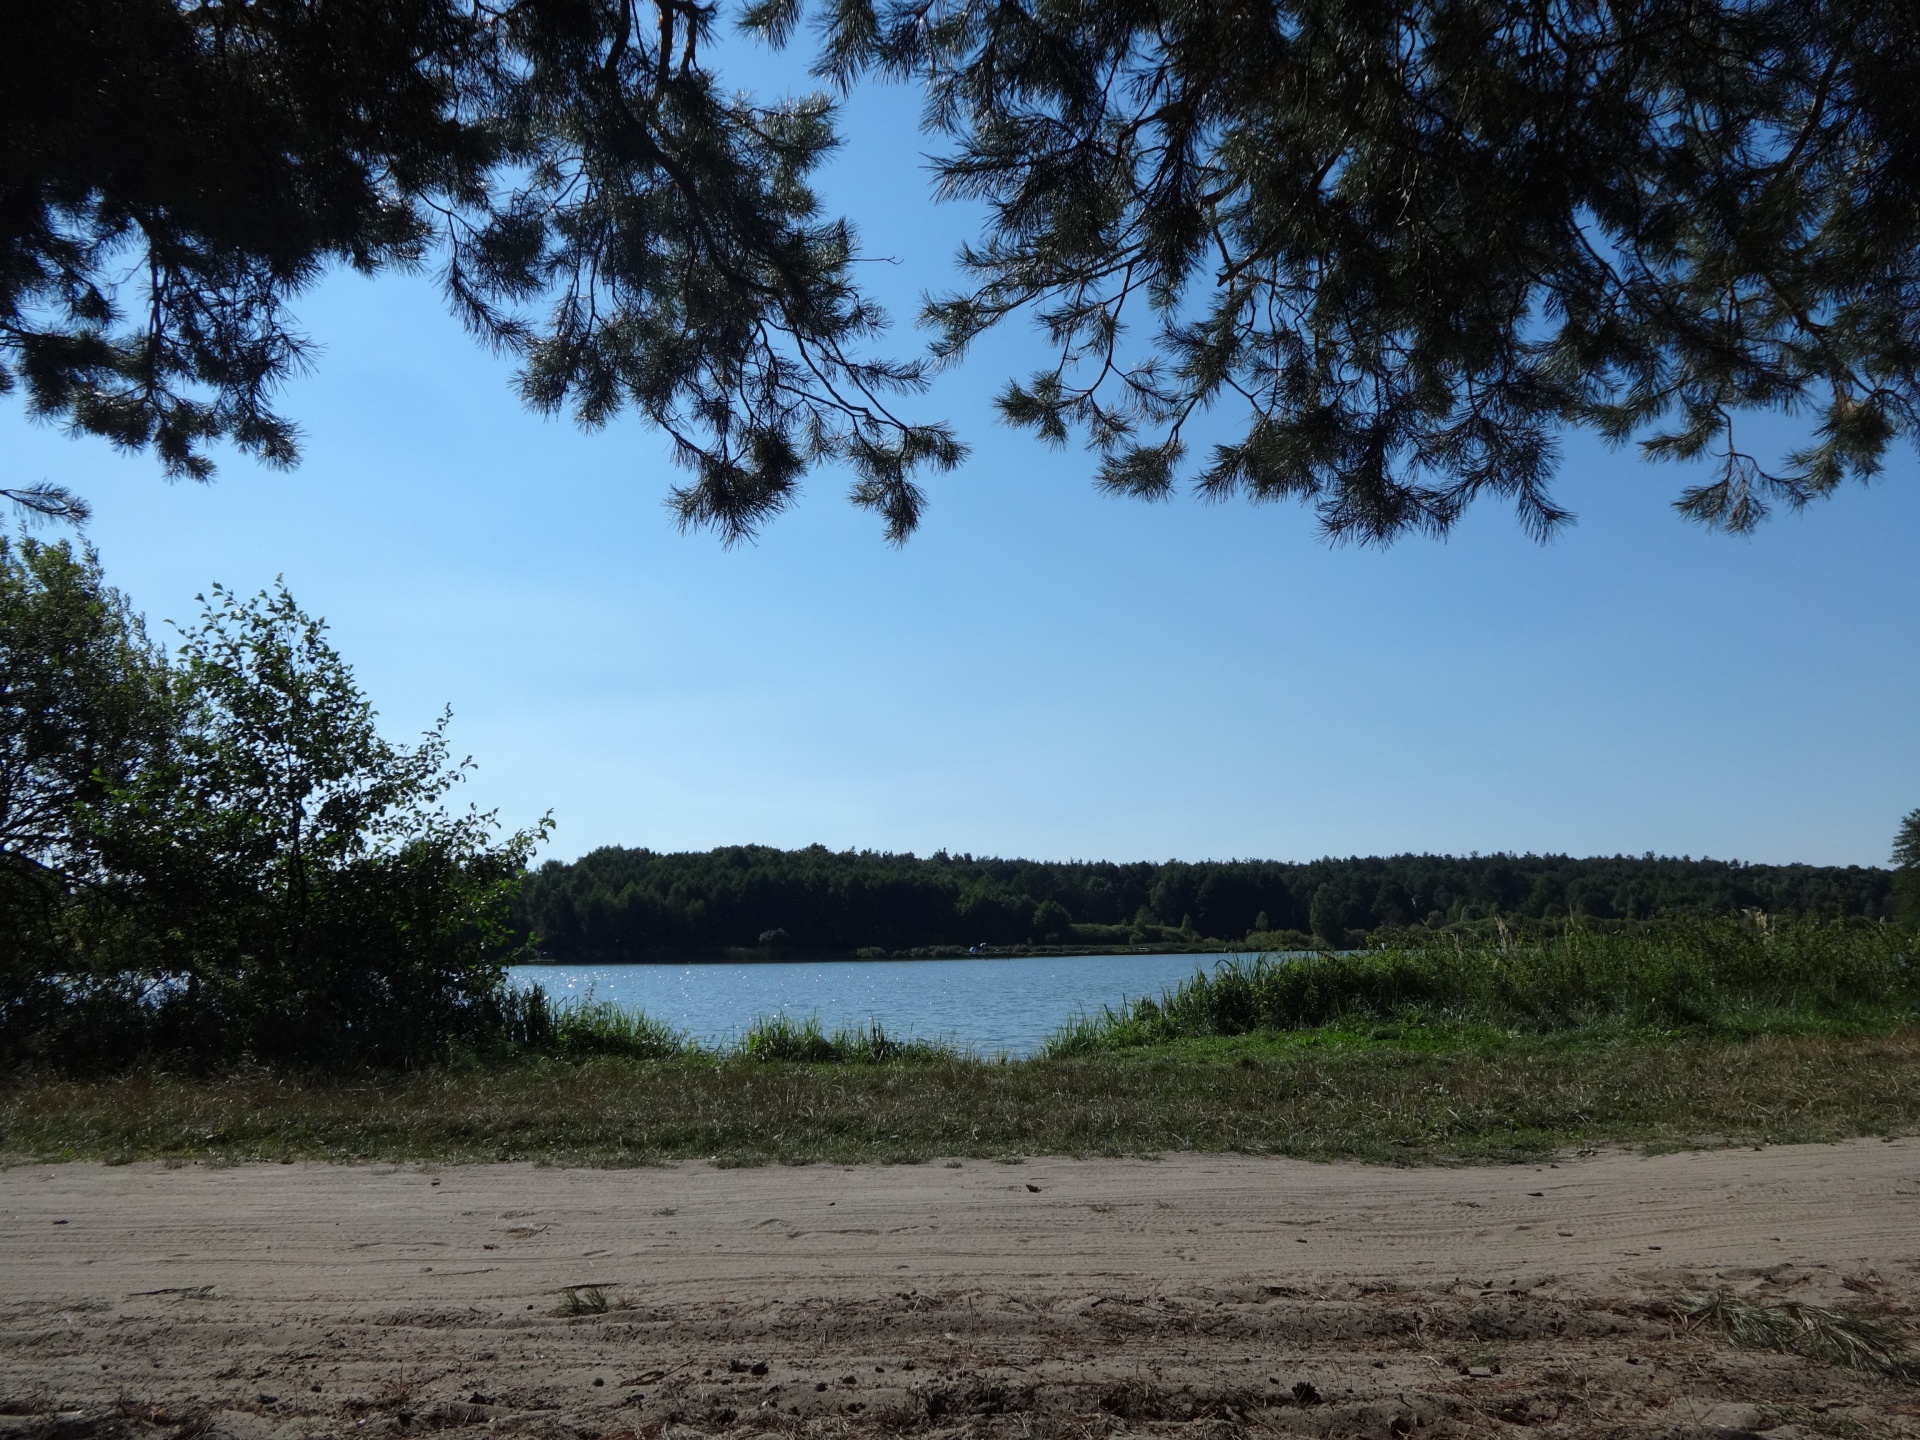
[1895,809,1920,872]
[7,1,1917,542]
[785,0,1920,540]
[2,0,960,544]
[1895,808,1920,929]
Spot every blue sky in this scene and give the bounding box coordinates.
[6,46,1915,869]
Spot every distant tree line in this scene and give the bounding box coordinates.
[518,845,1901,958]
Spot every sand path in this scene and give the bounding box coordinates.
[4,1140,1919,1438]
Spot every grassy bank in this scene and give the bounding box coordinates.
[6,922,1918,1166]
[6,1028,1920,1166]
[1046,920,1918,1052]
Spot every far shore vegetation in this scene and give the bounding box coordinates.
[6,536,1920,1167]
[516,845,1903,962]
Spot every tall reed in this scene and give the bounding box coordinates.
[1044,920,1917,1054]
[501,988,957,1064]
[496,988,689,1060]
[736,1014,957,1063]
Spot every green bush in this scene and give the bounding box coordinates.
[1,548,546,1070]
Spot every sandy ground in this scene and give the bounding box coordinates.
[4,1141,1920,1439]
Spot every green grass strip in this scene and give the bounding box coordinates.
[7,1028,1920,1167]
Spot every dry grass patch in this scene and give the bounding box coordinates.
[554,1284,623,1316]
[1673,1291,1919,1379]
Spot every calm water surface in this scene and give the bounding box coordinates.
[507,953,1264,1058]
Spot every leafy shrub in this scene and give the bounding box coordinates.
[1,552,546,1070]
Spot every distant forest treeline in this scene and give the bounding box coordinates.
[516,846,1898,958]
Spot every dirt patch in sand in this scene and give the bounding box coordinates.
[3,1140,1919,1437]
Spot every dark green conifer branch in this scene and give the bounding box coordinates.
[7,1,1916,543]
[786,0,1920,541]
[2,0,959,544]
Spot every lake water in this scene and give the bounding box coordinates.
[507,952,1265,1058]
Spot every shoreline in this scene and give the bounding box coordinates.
[517,943,1254,964]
